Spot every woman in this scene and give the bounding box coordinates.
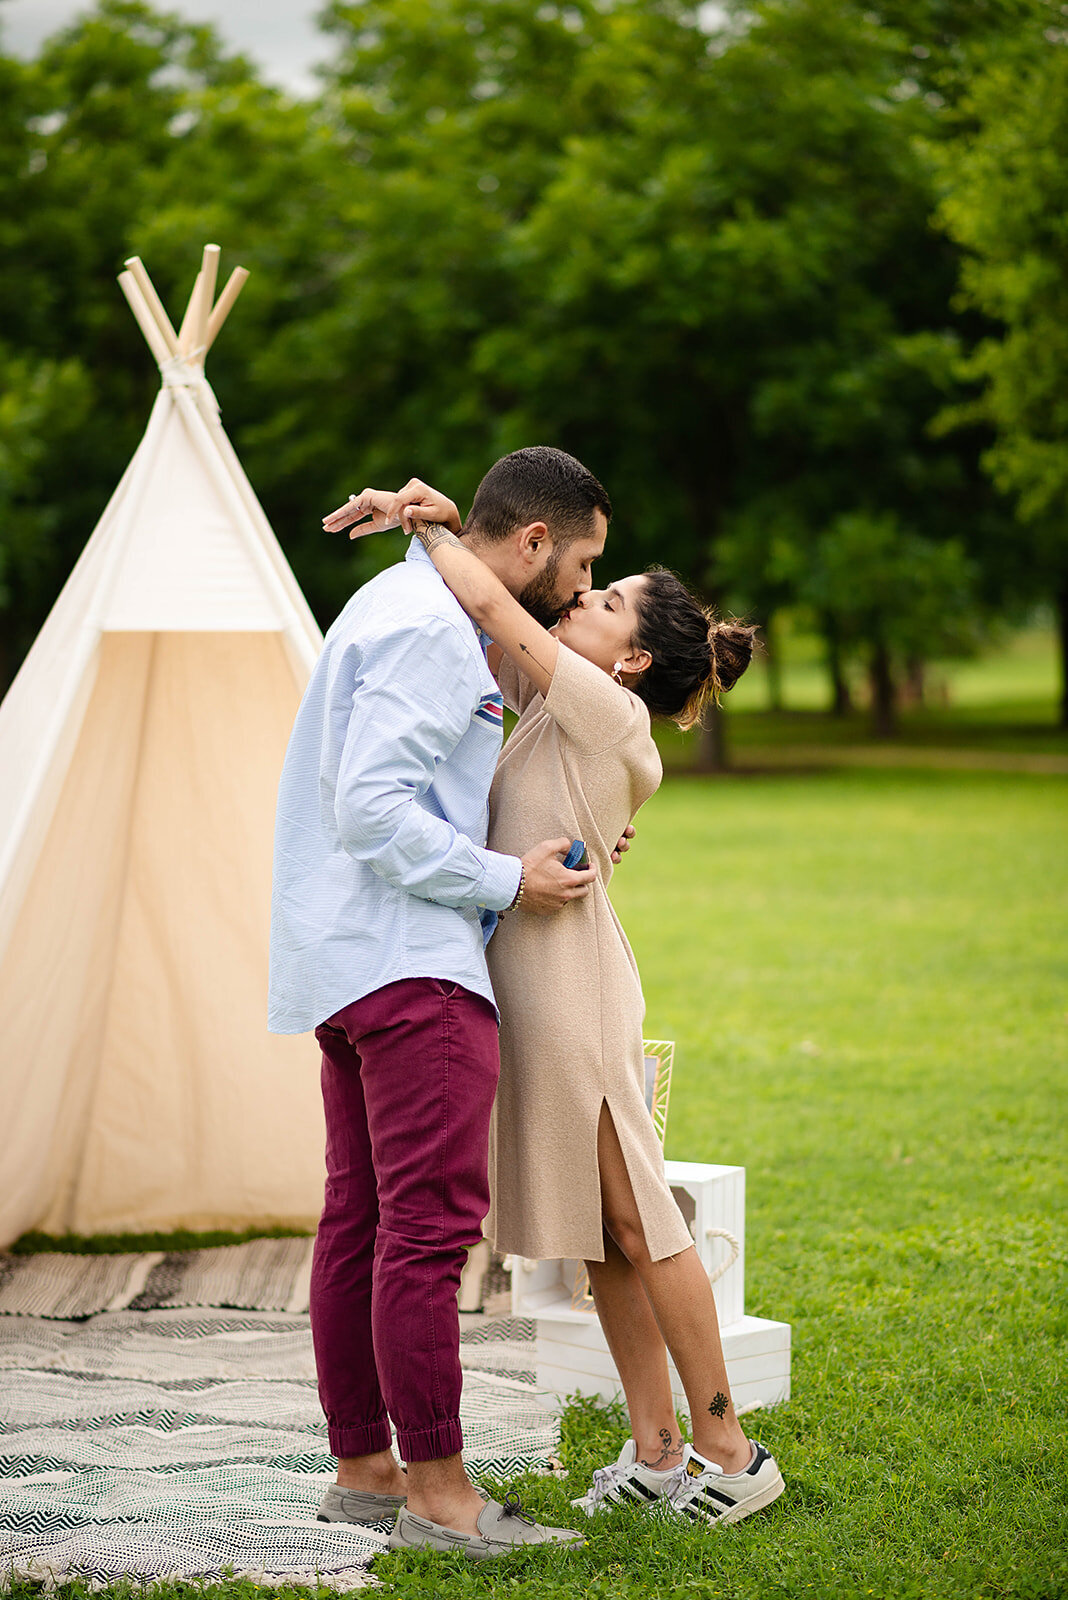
[326,480,784,1530]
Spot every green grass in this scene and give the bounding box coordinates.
[8,770,1067,1598]
[730,620,1062,716]
[10,1225,311,1255]
[664,622,1068,763]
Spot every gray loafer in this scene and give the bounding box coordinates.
[387,1491,585,1561]
[318,1482,407,1524]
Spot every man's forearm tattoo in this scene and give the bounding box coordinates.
[640,1428,681,1469]
[415,521,463,556]
[708,1391,729,1419]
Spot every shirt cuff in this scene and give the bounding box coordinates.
[478,851,523,913]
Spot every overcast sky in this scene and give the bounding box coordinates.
[0,0,335,96]
[2,1,730,97]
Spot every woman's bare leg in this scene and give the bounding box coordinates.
[585,1233,684,1469]
[594,1103,751,1472]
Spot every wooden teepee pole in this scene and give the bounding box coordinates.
[204,266,250,353]
[118,245,249,371]
[123,256,179,358]
[192,243,221,364]
[117,271,172,367]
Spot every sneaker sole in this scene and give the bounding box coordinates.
[714,1468,786,1527]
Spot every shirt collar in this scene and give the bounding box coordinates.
[405,534,485,647]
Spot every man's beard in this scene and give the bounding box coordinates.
[519,550,573,628]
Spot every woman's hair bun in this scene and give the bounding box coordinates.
[708,620,758,695]
[630,567,758,729]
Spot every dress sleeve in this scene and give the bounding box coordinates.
[542,643,651,755]
[495,652,541,717]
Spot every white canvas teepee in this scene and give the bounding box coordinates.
[0,246,326,1248]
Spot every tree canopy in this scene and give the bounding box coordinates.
[1,0,1064,735]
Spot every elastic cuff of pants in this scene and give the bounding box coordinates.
[396,1417,464,1463]
[328,1416,393,1459]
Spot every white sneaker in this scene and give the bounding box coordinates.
[666,1440,784,1528]
[570,1438,681,1515]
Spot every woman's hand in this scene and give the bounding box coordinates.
[322,488,400,539]
[385,478,463,535]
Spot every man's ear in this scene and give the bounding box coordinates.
[516,521,551,562]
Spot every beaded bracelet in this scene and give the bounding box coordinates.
[500,865,525,918]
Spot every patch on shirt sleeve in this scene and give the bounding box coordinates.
[474,690,505,727]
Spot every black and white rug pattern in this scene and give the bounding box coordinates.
[0,1304,550,1588]
[0,1238,317,1322]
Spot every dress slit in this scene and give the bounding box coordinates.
[597,1094,690,1266]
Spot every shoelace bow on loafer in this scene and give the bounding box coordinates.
[497,1491,537,1525]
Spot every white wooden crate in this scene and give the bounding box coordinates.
[535,1311,790,1415]
[511,1161,747,1328]
[510,1159,790,1415]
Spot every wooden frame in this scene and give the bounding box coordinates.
[119,245,247,373]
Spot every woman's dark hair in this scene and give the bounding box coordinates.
[466,446,612,546]
[630,567,757,730]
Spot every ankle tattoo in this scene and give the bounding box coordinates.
[707,1392,729,1419]
[640,1428,680,1469]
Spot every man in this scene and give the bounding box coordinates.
[269,446,609,1559]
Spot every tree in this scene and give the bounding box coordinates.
[0,0,327,676]
[928,12,1068,722]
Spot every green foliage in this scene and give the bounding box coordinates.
[929,14,1068,634]
[1,0,1066,732]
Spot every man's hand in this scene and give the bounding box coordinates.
[611,824,636,865]
[518,837,596,915]
[386,478,463,535]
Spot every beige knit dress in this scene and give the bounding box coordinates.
[485,644,694,1264]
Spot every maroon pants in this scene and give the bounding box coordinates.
[310,978,500,1463]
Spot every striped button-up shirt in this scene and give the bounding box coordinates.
[268,539,522,1034]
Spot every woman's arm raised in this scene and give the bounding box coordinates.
[411,524,559,699]
[323,481,559,696]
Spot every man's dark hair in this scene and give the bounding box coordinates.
[465,446,612,546]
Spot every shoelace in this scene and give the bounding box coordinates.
[585,1459,632,1507]
[664,1458,725,1502]
[497,1490,536,1525]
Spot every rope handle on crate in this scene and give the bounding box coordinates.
[705,1226,740,1285]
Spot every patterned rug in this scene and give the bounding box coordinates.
[0,1238,317,1321]
[0,1295,549,1588]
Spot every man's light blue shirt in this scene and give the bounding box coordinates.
[268,538,522,1034]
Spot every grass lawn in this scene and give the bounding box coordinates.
[8,770,1066,1599]
[669,622,1068,762]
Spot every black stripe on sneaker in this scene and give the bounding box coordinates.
[746,1444,770,1476]
[701,1487,735,1509]
[628,1481,660,1501]
[617,1484,653,1505]
[690,1501,722,1523]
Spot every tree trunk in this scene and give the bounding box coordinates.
[763,612,783,711]
[695,700,728,771]
[1058,575,1068,729]
[903,655,925,708]
[824,618,852,716]
[868,640,897,738]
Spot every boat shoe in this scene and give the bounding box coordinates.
[387,1491,585,1560]
[317,1482,407,1524]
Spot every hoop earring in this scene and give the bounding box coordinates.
[611,662,623,685]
